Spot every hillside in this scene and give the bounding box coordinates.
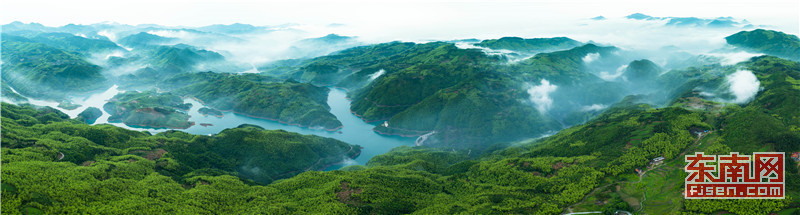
[2,20,800,215]
[726,29,800,61]
[0,39,108,99]
[115,44,230,88]
[1,102,360,214]
[103,91,194,129]
[118,32,178,48]
[174,73,343,130]
[356,43,628,149]
[4,56,795,214]
[474,36,583,53]
[25,32,127,56]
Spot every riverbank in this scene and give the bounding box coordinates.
[184,96,343,131]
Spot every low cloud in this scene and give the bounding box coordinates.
[527,79,558,113]
[97,30,117,42]
[703,51,763,65]
[581,104,608,111]
[583,52,600,64]
[146,30,195,40]
[726,70,760,104]
[598,64,627,81]
[368,69,385,81]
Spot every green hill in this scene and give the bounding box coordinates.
[726,29,800,61]
[355,43,626,149]
[174,73,342,130]
[267,41,418,86]
[76,107,102,124]
[623,59,662,83]
[1,102,360,214]
[1,56,797,215]
[0,40,108,99]
[26,32,126,55]
[116,44,228,88]
[278,42,628,149]
[103,91,194,129]
[475,36,583,53]
[1,81,28,103]
[118,32,177,48]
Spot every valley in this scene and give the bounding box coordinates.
[1,12,799,214]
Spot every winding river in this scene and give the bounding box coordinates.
[7,86,416,170]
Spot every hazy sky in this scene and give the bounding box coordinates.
[2,0,798,41]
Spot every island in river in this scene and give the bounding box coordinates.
[103,90,194,129]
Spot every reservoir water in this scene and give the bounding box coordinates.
[7,86,416,170]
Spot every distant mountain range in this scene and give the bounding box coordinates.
[623,13,753,28]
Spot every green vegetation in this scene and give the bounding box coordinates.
[552,56,800,214]
[198,107,223,117]
[3,26,800,214]
[350,43,624,149]
[1,102,360,214]
[174,73,342,130]
[158,71,280,90]
[268,41,631,149]
[103,91,194,129]
[1,81,28,103]
[116,44,228,88]
[475,37,583,53]
[1,56,798,215]
[57,101,81,110]
[118,32,177,48]
[348,42,500,122]
[24,32,126,56]
[76,107,102,124]
[0,39,108,99]
[623,59,662,83]
[270,41,419,86]
[726,29,800,61]
[146,45,225,73]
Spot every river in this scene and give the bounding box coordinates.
[5,86,416,170]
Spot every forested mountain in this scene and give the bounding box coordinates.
[1,102,360,213]
[474,36,583,53]
[118,32,177,48]
[624,13,751,28]
[353,43,629,149]
[2,20,800,214]
[264,40,633,149]
[0,38,108,99]
[3,56,797,214]
[173,74,343,130]
[726,29,800,61]
[103,91,194,129]
[11,32,126,56]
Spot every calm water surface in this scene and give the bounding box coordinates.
[10,86,416,170]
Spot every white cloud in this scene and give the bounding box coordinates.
[146,30,191,40]
[581,104,608,111]
[3,1,797,44]
[368,69,385,81]
[726,70,760,104]
[703,51,763,65]
[598,64,627,81]
[582,52,600,64]
[97,30,117,41]
[528,79,558,113]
